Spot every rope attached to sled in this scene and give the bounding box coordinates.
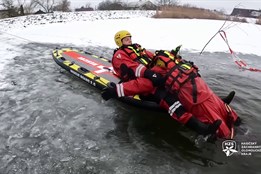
[200,20,261,72]
[219,30,261,72]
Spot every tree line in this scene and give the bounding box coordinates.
[0,0,71,17]
[0,0,178,18]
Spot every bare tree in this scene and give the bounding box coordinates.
[98,0,125,10]
[0,0,18,17]
[156,0,178,7]
[23,0,37,14]
[53,0,71,11]
[32,0,56,12]
[16,0,25,6]
[1,0,14,9]
[19,4,24,15]
[85,3,91,8]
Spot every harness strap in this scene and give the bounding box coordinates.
[166,64,180,89]
[165,63,199,103]
[120,44,152,66]
[190,73,198,103]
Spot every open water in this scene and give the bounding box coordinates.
[0,38,261,173]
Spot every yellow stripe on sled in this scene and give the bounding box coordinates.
[84,72,109,86]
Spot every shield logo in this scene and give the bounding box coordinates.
[222,140,238,156]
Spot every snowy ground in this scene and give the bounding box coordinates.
[0,10,261,55]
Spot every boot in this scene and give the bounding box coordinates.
[234,117,242,126]
[186,116,222,136]
[207,119,222,135]
[222,91,235,104]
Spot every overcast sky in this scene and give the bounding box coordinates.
[180,0,261,13]
[70,0,261,14]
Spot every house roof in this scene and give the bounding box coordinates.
[231,8,261,18]
[128,0,156,8]
[34,9,46,14]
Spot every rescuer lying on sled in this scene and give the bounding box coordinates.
[101,30,241,139]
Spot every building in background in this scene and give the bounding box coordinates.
[75,7,94,12]
[127,0,157,10]
[0,9,8,18]
[231,8,261,18]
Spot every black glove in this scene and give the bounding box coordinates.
[171,45,182,57]
[101,82,118,101]
[144,69,166,87]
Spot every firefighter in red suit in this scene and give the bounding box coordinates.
[150,49,240,139]
[102,30,224,137]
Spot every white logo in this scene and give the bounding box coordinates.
[116,53,121,59]
[222,140,238,156]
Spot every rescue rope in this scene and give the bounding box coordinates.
[219,30,261,72]
[200,21,261,72]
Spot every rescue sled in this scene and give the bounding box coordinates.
[52,47,243,143]
[52,47,163,111]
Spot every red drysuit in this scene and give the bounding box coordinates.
[112,44,194,123]
[112,43,157,96]
[112,45,238,138]
[151,50,239,138]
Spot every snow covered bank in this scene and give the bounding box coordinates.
[0,10,261,57]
